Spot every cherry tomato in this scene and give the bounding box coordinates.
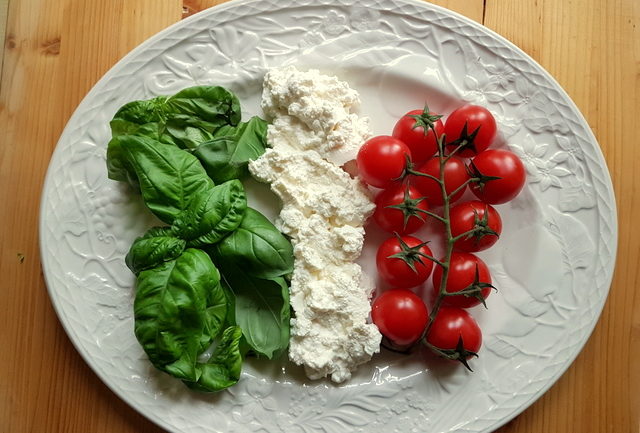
[432,253,492,308]
[426,306,482,359]
[392,109,444,164]
[444,105,497,157]
[411,156,469,206]
[469,149,526,204]
[373,184,429,234]
[357,135,411,188]
[372,289,429,346]
[449,200,502,252]
[376,235,434,288]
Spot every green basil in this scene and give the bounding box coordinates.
[110,119,179,148]
[219,266,290,360]
[184,326,243,392]
[105,135,142,186]
[165,86,241,130]
[112,96,168,125]
[212,207,293,279]
[172,179,247,247]
[133,249,226,382]
[203,271,229,348]
[165,125,214,150]
[107,85,293,392]
[125,227,185,275]
[110,86,241,150]
[142,227,176,238]
[215,116,268,162]
[107,134,213,223]
[193,116,268,184]
[192,137,246,184]
[110,97,167,136]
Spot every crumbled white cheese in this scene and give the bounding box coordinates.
[260,66,371,166]
[249,66,380,383]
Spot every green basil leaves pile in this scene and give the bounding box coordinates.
[107,86,293,392]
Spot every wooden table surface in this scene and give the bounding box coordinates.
[1,0,638,432]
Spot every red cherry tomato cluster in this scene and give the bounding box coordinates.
[358,104,526,369]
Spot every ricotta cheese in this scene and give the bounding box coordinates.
[249,66,381,383]
[260,66,371,166]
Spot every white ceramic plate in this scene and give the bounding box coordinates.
[40,0,617,432]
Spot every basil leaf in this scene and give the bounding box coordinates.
[184,326,243,392]
[108,134,213,223]
[172,179,247,247]
[215,116,268,164]
[212,208,293,279]
[133,249,224,382]
[166,86,241,129]
[125,227,185,275]
[110,86,241,150]
[112,96,168,125]
[193,116,268,184]
[110,98,166,138]
[192,137,246,184]
[220,267,290,360]
[203,271,228,347]
[110,97,182,148]
[105,136,141,186]
[220,283,237,329]
[163,86,240,149]
[110,120,178,147]
[143,227,175,238]
[164,125,215,150]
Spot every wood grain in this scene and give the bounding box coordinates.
[0,0,636,432]
[429,0,485,22]
[0,0,8,71]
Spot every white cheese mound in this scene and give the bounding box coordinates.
[249,66,381,383]
[261,65,371,166]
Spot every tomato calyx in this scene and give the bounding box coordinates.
[387,233,439,273]
[408,104,444,136]
[466,160,502,192]
[448,121,482,156]
[442,264,497,308]
[453,208,499,245]
[385,186,430,230]
[424,336,479,371]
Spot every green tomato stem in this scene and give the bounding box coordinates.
[451,228,479,243]
[421,210,447,224]
[419,254,447,268]
[423,136,466,337]
[409,170,442,184]
[447,177,478,201]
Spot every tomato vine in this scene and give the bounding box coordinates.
[365,103,525,371]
